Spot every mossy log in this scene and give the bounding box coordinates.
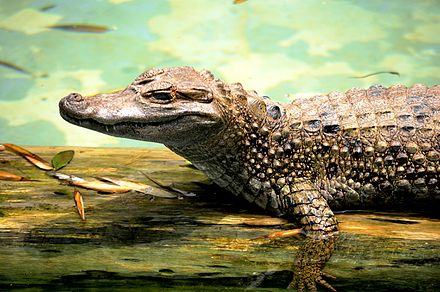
[0,147,439,291]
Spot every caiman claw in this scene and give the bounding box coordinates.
[288,267,336,292]
[288,235,338,291]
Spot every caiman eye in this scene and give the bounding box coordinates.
[147,92,173,103]
[136,78,154,85]
[153,92,172,101]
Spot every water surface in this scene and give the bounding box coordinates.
[0,0,438,147]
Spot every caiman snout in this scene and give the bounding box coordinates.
[59,89,145,126]
[59,92,84,109]
[59,92,84,108]
[59,92,89,121]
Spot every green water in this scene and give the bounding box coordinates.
[0,0,439,147]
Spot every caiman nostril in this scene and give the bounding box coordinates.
[68,93,84,102]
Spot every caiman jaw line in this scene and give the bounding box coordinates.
[60,111,184,132]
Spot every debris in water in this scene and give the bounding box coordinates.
[97,176,177,198]
[243,217,288,226]
[74,190,85,220]
[47,171,131,193]
[2,143,53,170]
[260,228,302,239]
[71,179,132,193]
[0,170,30,181]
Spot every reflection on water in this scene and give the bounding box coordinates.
[0,0,439,147]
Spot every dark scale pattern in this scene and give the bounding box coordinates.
[298,85,438,208]
[205,82,440,232]
[168,80,440,235]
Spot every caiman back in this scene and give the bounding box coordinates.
[279,84,440,209]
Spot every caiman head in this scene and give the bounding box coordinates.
[59,67,238,147]
[60,67,286,196]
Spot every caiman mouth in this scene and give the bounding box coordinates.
[59,108,219,141]
[60,110,185,133]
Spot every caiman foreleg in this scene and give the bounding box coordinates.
[283,179,339,291]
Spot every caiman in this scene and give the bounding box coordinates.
[59,66,440,291]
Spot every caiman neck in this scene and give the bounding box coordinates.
[167,121,246,176]
[166,82,258,167]
[167,85,284,195]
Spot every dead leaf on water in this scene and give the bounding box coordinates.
[74,190,85,220]
[243,217,289,226]
[0,170,30,181]
[70,179,132,193]
[97,176,177,198]
[47,171,85,182]
[3,143,53,170]
[261,228,302,239]
[25,155,54,170]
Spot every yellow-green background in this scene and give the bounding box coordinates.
[0,0,439,147]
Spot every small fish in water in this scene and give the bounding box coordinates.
[48,24,111,33]
[369,217,419,225]
[233,0,248,4]
[141,172,196,197]
[0,60,31,75]
[39,4,56,11]
[351,71,400,79]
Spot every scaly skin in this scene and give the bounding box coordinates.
[59,67,440,291]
